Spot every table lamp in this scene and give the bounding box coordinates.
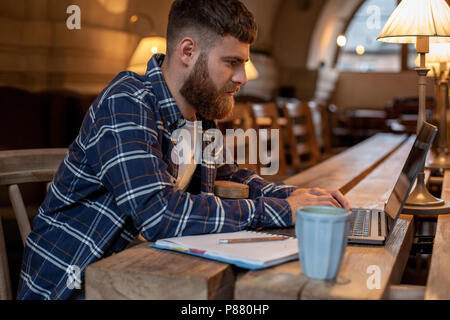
[377,0,450,215]
[127,14,167,75]
[128,36,167,74]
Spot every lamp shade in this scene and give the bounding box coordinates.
[377,0,450,44]
[128,36,167,74]
[245,60,259,80]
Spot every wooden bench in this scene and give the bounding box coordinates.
[85,133,410,300]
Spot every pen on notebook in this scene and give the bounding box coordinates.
[218,236,289,244]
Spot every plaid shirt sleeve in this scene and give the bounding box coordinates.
[90,94,295,241]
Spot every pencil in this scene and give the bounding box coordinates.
[218,236,289,244]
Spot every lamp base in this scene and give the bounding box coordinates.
[402,202,450,215]
[405,172,444,205]
[426,152,450,170]
[402,172,450,215]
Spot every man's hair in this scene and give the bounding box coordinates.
[166,0,258,57]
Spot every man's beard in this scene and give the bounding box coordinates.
[180,53,238,120]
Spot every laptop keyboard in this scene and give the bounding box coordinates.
[350,209,372,237]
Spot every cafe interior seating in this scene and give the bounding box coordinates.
[0,85,435,300]
[386,96,436,134]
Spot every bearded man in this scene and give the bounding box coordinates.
[17,0,350,300]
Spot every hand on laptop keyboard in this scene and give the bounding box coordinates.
[287,188,352,222]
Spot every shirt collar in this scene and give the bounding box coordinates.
[145,54,185,129]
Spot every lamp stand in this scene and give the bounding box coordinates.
[426,64,450,172]
[403,37,450,215]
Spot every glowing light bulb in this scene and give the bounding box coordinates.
[337,35,347,47]
[356,45,365,55]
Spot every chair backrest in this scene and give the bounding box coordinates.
[217,103,259,172]
[0,148,67,300]
[390,96,435,134]
[308,101,333,155]
[282,101,321,170]
[217,102,255,132]
[250,102,288,178]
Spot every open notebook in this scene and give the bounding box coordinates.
[151,231,298,270]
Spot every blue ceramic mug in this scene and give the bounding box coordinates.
[295,206,351,280]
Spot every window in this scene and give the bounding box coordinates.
[337,0,414,72]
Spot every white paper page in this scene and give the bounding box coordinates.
[156,231,298,265]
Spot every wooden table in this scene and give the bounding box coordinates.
[236,136,415,300]
[85,133,425,300]
[424,170,450,299]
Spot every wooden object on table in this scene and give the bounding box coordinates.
[0,148,67,300]
[214,180,249,199]
[250,102,289,180]
[217,103,258,172]
[284,133,407,194]
[281,101,321,171]
[235,137,416,300]
[424,170,450,299]
[85,243,235,300]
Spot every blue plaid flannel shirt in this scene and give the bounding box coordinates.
[17,54,297,300]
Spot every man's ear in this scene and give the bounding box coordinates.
[177,37,198,66]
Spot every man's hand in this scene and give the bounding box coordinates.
[286,188,352,223]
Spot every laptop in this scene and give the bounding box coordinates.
[348,122,437,245]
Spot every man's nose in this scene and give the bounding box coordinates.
[232,65,248,87]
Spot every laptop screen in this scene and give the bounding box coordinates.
[384,122,437,224]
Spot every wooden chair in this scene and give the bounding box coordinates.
[282,101,321,171]
[388,96,435,134]
[217,103,259,173]
[0,148,67,299]
[308,101,347,159]
[250,102,289,181]
[308,101,331,155]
